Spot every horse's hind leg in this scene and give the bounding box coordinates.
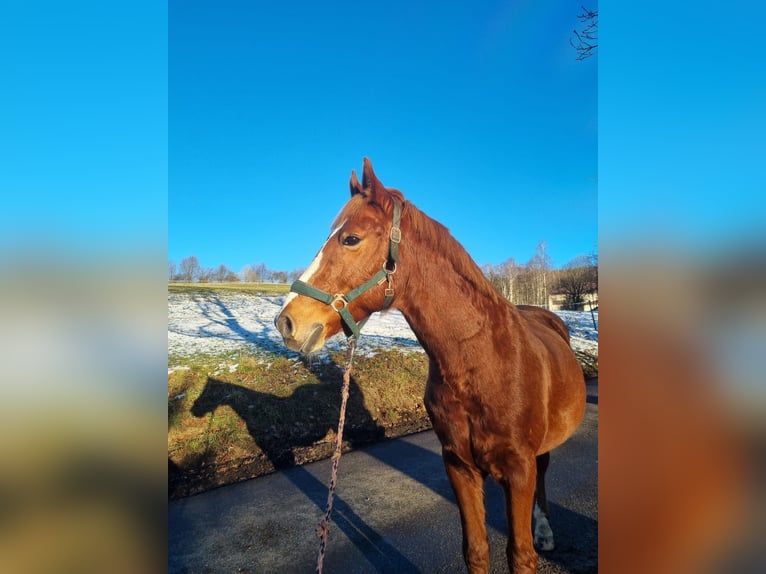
[533,452,555,551]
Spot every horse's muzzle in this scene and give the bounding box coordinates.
[275,311,324,353]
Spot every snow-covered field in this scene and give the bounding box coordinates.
[168,291,598,364]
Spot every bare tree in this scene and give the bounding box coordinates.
[240,263,271,282]
[504,259,521,303]
[588,250,598,291]
[253,262,268,283]
[179,256,200,283]
[215,264,233,282]
[241,264,258,283]
[198,267,214,283]
[483,264,502,296]
[484,258,521,302]
[571,6,598,61]
[485,250,548,307]
[271,270,289,284]
[289,268,305,283]
[240,262,268,283]
[555,255,598,310]
[168,260,177,282]
[527,241,552,307]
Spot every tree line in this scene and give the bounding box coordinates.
[168,256,303,285]
[170,243,598,311]
[483,243,597,310]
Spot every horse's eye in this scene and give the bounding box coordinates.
[342,235,361,247]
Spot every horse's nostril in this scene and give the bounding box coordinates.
[276,313,294,338]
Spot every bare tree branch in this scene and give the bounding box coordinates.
[571,6,598,61]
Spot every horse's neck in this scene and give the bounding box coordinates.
[396,235,520,364]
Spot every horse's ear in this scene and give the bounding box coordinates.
[358,157,400,212]
[361,157,380,191]
[362,156,391,206]
[351,157,385,200]
[349,169,364,197]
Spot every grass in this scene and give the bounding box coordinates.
[168,344,598,498]
[168,348,431,497]
[574,348,599,379]
[169,282,290,295]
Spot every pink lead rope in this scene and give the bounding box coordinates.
[315,337,356,574]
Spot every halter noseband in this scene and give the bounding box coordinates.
[289,201,402,340]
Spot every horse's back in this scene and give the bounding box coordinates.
[516,305,570,343]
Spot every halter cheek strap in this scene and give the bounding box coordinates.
[290,201,402,340]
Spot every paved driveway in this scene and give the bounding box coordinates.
[169,381,597,573]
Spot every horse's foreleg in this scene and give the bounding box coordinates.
[533,452,554,551]
[443,452,489,574]
[501,454,539,574]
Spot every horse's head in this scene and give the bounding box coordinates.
[275,158,405,353]
[190,377,235,418]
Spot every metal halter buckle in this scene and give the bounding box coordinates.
[390,226,402,243]
[331,294,348,312]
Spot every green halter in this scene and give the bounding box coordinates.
[289,201,402,340]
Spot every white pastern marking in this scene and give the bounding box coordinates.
[280,223,344,311]
[533,501,555,551]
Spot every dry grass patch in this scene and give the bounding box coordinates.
[168,282,289,295]
[168,349,430,497]
[169,339,595,497]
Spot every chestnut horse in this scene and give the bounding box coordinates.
[275,158,586,573]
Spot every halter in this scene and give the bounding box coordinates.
[289,201,402,340]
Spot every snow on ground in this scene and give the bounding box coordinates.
[168,292,598,364]
[554,309,599,356]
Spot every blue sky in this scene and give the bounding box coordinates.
[599,2,765,257]
[2,1,761,275]
[169,1,597,275]
[1,1,167,257]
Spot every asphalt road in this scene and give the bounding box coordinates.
[169,380,597,573]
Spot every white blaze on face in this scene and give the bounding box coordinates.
[280,222,345,311]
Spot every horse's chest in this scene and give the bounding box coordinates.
[426,380,518,455]
[425,375,539,478]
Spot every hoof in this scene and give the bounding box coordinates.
[534,533,555,552]
[533,502,555,551]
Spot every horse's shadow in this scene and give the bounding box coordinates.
[182,365,425,571]
[189,365,385,470]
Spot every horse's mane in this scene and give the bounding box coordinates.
[333,184,507,307]
[398,192,506,305]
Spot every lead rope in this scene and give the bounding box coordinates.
[315,337,356,573]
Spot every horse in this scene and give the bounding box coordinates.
[275,158,586,573]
